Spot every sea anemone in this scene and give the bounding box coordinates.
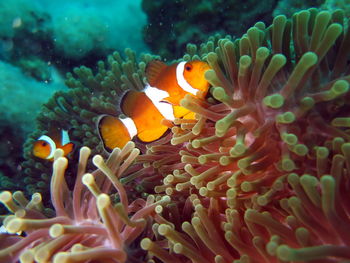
[140,8,350,262]
[0,142,170,262]
[20,49,158,198]
[1,7,350,263]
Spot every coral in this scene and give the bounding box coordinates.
[0,0,51,63]
[0,142,170,262]
[50,0,148,61]
[16,57,52,82]
[0,61,65,135]
[52,8,111,60]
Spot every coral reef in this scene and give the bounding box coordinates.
[1,7,350,263]
[0,0,147,66]
[0,0,51,61]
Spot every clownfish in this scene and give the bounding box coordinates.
[98,60,210,151]
[146,60,211,105]
[32,129,74,160]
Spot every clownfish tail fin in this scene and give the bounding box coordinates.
[61,142,74,156]
[145,60,167,86]
[97,114,132,152]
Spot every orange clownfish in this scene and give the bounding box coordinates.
[98,60,210,151]
[146,60,211,105]
[32,129,74,160]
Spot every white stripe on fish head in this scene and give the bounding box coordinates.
[38,135,56,159]
[176,61,199,95]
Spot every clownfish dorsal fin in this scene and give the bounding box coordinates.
[146,60,167,86]
[61,130,70,146]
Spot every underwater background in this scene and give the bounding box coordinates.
[1,0,350,262]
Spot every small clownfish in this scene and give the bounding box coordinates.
[98,60,211,151]
[32,129,74,160]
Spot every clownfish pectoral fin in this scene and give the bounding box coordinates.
[137,125,169,143]
[160,95,184,106]
[173,105,195,119]
[61,142,74,157]
[97,115,133,152]
[145,60,167,86]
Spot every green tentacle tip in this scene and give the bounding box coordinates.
[287,173,299,185]
[198,155,207,165]
[239,55,252,69]
[271,54,287,67]
[263,93,285,108]
[191,139,201,148]
[219,156,230,166]
[247,27,259,37]
[320,175,335,187]
[300,174,317,187]
[207,52,218,64]
[282,133,298,145]
[204,69,216,81]
[331,117,350,127]
[328,23,343,37]
[241,181,252,192]
[212,87,227,101]
[316,10,331,22]
[273,14,287,24]
[243,208,255,220]
[300,96,315,109]
[230,143,247,157]
[276,111,295,123]
[292,144,308,156]
[276,245,294,261]
[316,147,329,158]
[341,143,350,156]
[299,52,318,68]
[331,80,349,96]
[256,47,269,60]
[237,158,250,169]
[215,119,230,135]
[282,158,296,171]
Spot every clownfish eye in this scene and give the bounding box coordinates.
[41,142,47,147]
[185,64,193,71]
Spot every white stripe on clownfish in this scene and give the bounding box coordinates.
[37,135,56,159]
[176,61,199,95]
[144,84,175,121]
[119,85,175,139]
[119,117,138,138]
